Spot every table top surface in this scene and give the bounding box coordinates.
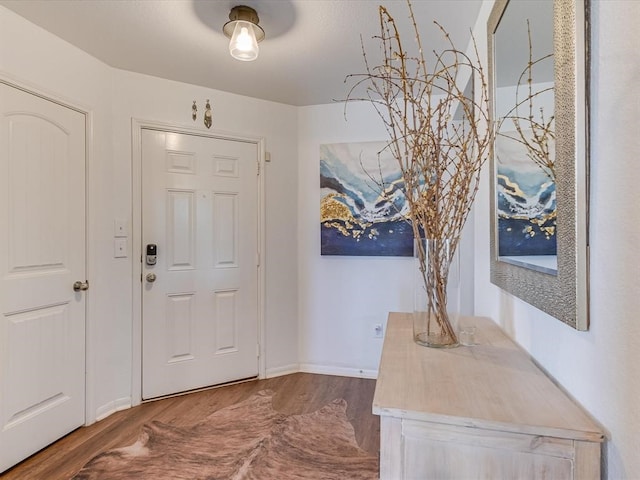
[373,313,604,442]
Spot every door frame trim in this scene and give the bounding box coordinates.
[0,72,95,424]
[131,119,266,406]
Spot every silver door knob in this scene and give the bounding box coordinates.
[146,273,157,283]
[73,280,89,292]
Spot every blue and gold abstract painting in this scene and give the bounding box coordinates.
[496,131,557,256]
[320,142,413,256]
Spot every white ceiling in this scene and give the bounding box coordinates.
[0,0,484,106]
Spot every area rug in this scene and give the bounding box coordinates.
[71,390,379,479]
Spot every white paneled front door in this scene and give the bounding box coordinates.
[141,130,259,400]
[0,83,87,472]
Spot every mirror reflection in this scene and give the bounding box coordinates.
[489,0,590,329]
[494,0,556,275]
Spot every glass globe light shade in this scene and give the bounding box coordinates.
[229,20,259,61]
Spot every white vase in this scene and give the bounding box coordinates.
[413,238,461,347]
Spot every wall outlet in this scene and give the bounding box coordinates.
[373,323,384,338]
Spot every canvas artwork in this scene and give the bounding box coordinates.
[320,142,412,256]
[495,130,557,256]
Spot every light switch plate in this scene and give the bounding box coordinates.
[114,237,128,258]
[114,218,128,237]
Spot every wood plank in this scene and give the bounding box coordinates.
[574,440,602,480]
[2,373,379,479]
[373,313,604,442]
[379,416,403,479]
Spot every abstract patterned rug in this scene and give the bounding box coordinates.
[71,390,379,479]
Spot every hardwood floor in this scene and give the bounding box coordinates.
[1,373,379,479]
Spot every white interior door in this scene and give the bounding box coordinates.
[0,83,86,472]
[141,129,259,400]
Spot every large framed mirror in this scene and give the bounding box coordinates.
[488,0,590,330]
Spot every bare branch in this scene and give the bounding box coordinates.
[343,1,493,342]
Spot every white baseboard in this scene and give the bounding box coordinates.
[265,363,300,378]
[299,363,378,379]
[95,397,132,422]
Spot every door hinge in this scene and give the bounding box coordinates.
[257,159,260,176]
[256,251,260,267]
[256,344,260,358]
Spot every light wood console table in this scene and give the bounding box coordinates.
[373,313,604,479]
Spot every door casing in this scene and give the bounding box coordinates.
[131,119,266,406]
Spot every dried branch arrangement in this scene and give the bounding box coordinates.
[344,1,492,345]
[497,21,555,180]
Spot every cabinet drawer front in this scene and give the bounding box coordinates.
[403,420,576,458]
[402,420,574,480]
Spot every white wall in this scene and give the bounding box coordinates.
[0,6,299,421]
[475,1,640,477]
[297,101,476,377]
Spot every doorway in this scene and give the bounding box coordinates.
[133,124,265,401]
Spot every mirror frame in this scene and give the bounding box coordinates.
[488,0,590,330]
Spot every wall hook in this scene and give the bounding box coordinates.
[204,100,212,129]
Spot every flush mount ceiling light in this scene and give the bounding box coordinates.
[223,5,265,62]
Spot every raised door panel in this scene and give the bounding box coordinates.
[166,189,195,270]
[165,293,196,363]
[213,289,239,354]
[7,115,69,275]
[212,192,238,268]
